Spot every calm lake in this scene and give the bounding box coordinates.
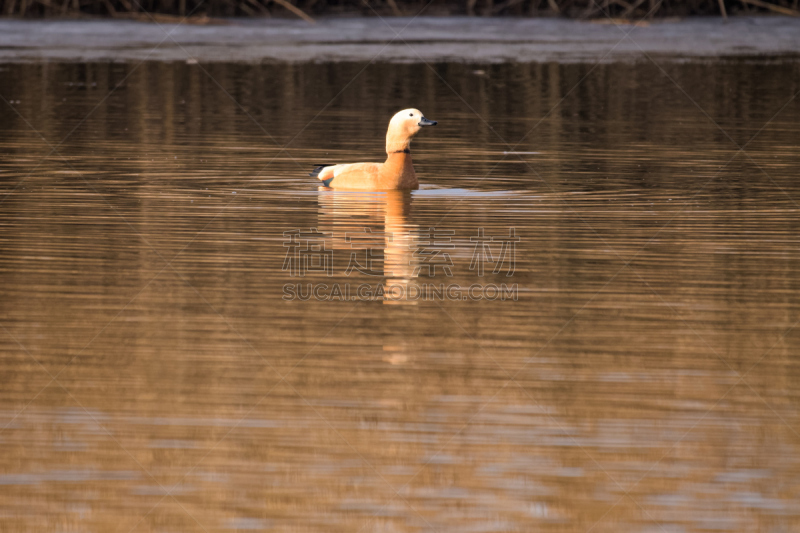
[1,56,800,532]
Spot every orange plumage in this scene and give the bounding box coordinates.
[310,108,437,190]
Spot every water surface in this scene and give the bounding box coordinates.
[1,59,800,532]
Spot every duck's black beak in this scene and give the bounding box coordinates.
[418,117,437,127]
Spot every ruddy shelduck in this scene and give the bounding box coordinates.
[310,108,437,190]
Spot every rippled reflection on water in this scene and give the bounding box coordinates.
[1,59,800,532]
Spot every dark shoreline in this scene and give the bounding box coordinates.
[1,0,798,21]
[1,16,800,63]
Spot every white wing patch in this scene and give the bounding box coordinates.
[317,165,336,181]
[332,164,352,177]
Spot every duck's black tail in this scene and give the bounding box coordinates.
[309,164,334,178]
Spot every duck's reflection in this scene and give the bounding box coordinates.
[317,188,418,304]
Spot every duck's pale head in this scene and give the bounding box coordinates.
[386,108,437,153]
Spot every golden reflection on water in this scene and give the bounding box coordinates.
[1,60,800,532]
[318,190,419,304]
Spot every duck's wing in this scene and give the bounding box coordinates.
[309,164,334,178]
[310,164,338,186]
[316,163,381,189]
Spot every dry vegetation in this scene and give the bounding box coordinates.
[1,0,798,21]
